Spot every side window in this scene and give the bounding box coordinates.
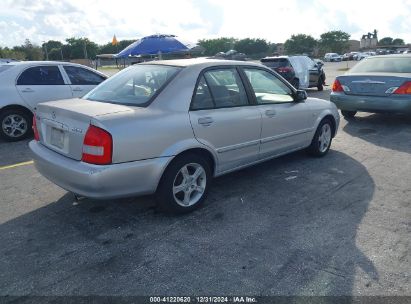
[191,76,214,110]
[204,69,249,108]
[17,66,64,85]
[243,68,294,104]
[64,66,106,85]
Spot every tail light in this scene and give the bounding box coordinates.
[277,67,293,73]
[82,125,112,165]
[332,79,344,92]
[394,81,411,94]
[32,115,40,141]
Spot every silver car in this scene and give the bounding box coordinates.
[30,59,340,213]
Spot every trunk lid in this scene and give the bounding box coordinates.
[35,98,133,160]
[339,74,410,97]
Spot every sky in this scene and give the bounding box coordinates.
[1,0,411,47]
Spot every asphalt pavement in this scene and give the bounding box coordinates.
[0,61,409,298]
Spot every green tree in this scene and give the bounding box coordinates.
[284,34,317,55]
[42,40,64,60]
[319,31,350,54]
[198,37,238,56]
[12,39,43,60]
[234,38,269,56]
[392,38,405,45]
[99,39,136,54]
[0,47,26,60]
[65,37,99,59]
[378,37,393,46]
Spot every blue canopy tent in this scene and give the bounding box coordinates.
[115,34,197,58]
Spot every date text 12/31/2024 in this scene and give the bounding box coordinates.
[149,296,257,303]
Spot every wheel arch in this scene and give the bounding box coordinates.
[155,146,217,194]
[0,104,33,118]
[312,111,337,138]
[320,114,337,137]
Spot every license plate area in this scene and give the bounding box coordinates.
[51,127,65,149]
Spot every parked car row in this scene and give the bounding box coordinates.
[2,54,410,214]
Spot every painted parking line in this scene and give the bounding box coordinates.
[0,160,34,171]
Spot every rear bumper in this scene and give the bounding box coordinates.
[330,93,411,113]
[29,140,172,199]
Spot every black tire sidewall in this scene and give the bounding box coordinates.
[317,79,324,91]
[308,119,333,157]
[156,153,212,214]
[0,109,32,142]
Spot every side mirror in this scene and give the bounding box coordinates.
[295,89,307,102]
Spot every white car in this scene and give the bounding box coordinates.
[356,52,376,61]
[324,53,342,62]
[0,61,107,141]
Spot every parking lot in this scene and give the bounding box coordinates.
[0,61,410,297]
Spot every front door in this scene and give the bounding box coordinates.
[63,65,107,98]
[189,68,262,174]
[241,67,312,159]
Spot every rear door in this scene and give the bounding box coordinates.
[241,67,312,159]
[63,65,107,98]
[189,67,262,173]
[16,65,72,108]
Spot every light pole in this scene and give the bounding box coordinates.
[42,41,49,60]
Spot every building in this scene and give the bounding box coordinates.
[360,30,378,49]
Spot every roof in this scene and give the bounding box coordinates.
[367,54,411,59]
[145,57,261,68]
[4,61,70,65]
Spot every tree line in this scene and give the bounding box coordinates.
[0,32,407,61]
[0,38,135,61]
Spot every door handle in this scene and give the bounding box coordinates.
[265,109,277,117]
[72,87,83,92]
[198,117,214,126]
[21,88,34,93]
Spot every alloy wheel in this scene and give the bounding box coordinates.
[1,114,28,138]
[172,163,206,207]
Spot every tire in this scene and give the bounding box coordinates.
[0,108,32,142]
[341,110,357,119]
[307,119,333,157]
[292,78,300,89]
[317,78,324,91]
[156,153,212,214]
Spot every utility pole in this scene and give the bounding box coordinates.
[83,41,88,59]
[60,48,63,61]
[43,41,49,60]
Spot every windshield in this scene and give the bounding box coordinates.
[350,57,411,73]
[84,64,182,106]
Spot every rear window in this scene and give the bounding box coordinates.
[350,57,411,73]
[83,64,181,106]
[260,58,290,68]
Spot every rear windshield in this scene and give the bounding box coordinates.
[260,58,290,68]
[84,64,182,106]
[350,57,411,73]
[0,65,14,73]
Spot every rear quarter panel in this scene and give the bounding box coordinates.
[0,66,31,110]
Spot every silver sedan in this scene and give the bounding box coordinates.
[30,58,340,213]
